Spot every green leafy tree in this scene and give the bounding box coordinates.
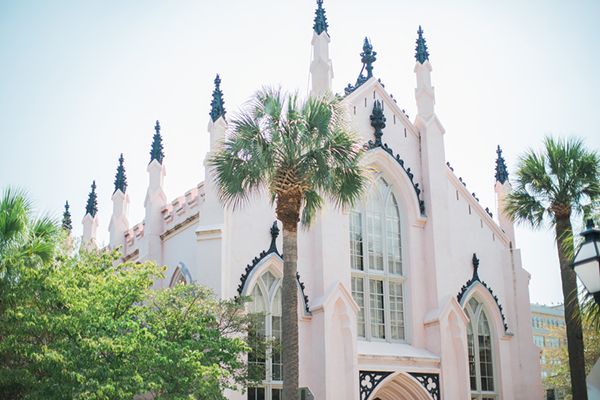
[543,320,600,400]
[0,189,252,400]
[209,89,366,398]
[505,136,600,400]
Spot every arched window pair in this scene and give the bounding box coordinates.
[349,177,405,341]
[247,271,282,400]
[465,297,496,399]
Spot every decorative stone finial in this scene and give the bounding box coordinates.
[472,253,480,281]
[150,120,165,164]
[85,181,98,217]
[313,0,328,35]
[495,145,509,184]
[361,37,376,79]
[114,153,127,194]
[62,201,72,232]
[344,37,378,95]
[415,25,430,64]
[268,221,280,254]
[209,74,226,122]
[370,100,386,146]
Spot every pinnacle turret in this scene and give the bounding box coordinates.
[62,201,72,232]
[370,100,386,146]
[415,26,430,64]
[313,0,328,35]
[150,120,164,164]
[209,74,226,122]
[495,145,509,184]
[114,153,127,194]
[85,181,98,217]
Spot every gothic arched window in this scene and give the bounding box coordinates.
[466,297,497,399]
[247,270,283,400]
[349,177,405,341]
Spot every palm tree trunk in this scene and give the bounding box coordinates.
[555,216,587,400]
[281,220,299,400]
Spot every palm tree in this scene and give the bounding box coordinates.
[505,136,600,400]
[209,89,366,399]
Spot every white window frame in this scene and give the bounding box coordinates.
[247,271,283,400]
[350,177,406,342]
[466,298,498,400]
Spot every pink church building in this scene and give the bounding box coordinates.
[78,1,544,399]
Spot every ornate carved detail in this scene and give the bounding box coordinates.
[114,153,127,194]
[62,201,72,232]
[85,181,98,217]
[457,253,509,332]
[345,38,377,95]
[370,100,386,146]
[359,370,392,400]
[365,141,426,215]
[150,120,164,164]
[415,25,430,64]
[209,74,226,122]
[495,145,509,184]
[236,221,311,314]
[312,0,328,35]
[408,372,440,400]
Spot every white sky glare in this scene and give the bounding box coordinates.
[1,0,599,305]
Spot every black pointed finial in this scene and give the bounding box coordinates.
[150,120,164,164]
[370,100,386,146]
[472,253,480,281]
[85,181,98,217]
[268,221,280,254]
[209,74,226,122]
[114,153,127,194]
[62,201,72,232]
[415,25,430,64]
[495,145,509,184]
[361,37,377,79]
[313,0,328,35]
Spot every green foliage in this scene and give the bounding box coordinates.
[505,136,600,227]
[0,189,252,400]
[209,88,367,226]
[543,320,600,400]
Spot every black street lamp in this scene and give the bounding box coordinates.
[572,219,600,305]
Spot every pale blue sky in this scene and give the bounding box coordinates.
[1,0,599,305]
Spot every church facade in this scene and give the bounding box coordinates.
[79,2,543,399]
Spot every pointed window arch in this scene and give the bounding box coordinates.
[350,177,405,341]
[465,297,497,399]
[247,270,283,400]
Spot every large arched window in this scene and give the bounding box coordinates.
[465,297,496,399]
[247,270,282,400]
[350,177,405,341]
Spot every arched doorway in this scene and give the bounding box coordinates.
[366,372,436,400]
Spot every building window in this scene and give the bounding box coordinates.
[247,271,283,400]
[466,297,497,399]
[350,177,405,341]
[534,335,545,348]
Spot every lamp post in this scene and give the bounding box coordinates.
[572,219,600,306]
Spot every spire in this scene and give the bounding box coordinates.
[209,74,226,122]
[150,120,165,164]
[268,221,280,254]
[370,100,386,146]
[313,0,328,35]
[495,145,509,184]
[344,37,377,95]
[62,201,72,232]
[415,25,430,64]
[114,153,127,194]
[85,181,98,217]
